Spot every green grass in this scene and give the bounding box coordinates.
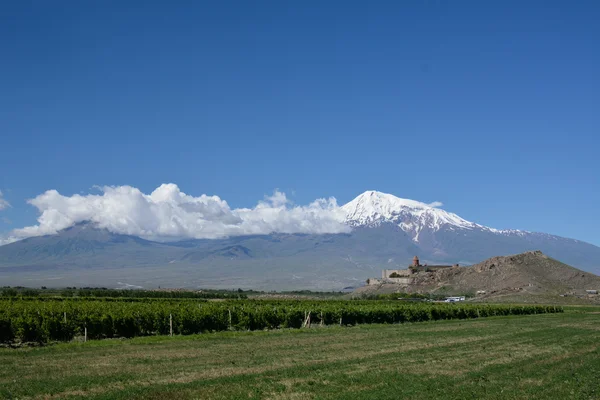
[0,311,599,399]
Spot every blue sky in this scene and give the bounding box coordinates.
[1,1,599,244]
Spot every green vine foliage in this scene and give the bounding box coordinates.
[0,299,562,344]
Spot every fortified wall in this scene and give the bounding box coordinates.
[368,256,458,286]
[368,277,413,285]
[381,269,412,279]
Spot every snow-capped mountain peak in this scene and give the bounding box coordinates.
[342,191,430,222]
[342,191,481,241]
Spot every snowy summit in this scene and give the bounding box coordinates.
[342,191,484,242]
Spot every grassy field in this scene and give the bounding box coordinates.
[0,310,598,399]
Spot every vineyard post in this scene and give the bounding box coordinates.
[169,314,173,337]
[339,316,342,326]
[302,311,311,328]
[84,326,87,343]
[64,312,67,323]
[320,311,323,327]
[228,309,232,330]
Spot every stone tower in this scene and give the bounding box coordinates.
[412,256,420,267]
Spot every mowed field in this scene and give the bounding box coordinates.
[1,310,599,400]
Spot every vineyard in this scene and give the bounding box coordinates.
[0,298,563,344]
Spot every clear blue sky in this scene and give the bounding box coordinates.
[1,1,598,244]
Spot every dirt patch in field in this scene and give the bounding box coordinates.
[519,378,544,387]
[265,393,315,400]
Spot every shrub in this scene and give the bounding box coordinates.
[2,289,18,297]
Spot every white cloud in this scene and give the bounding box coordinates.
[0,191,10,210]
[9,184,351,242]
[427,201,443,208]
[0,235,19,246]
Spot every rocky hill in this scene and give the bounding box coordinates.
[356,251,600,303]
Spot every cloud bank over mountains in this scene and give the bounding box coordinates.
[4,184,350,243]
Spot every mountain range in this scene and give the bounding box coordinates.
[1,190,599,290]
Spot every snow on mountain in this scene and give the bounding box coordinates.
[341,190,518,242]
